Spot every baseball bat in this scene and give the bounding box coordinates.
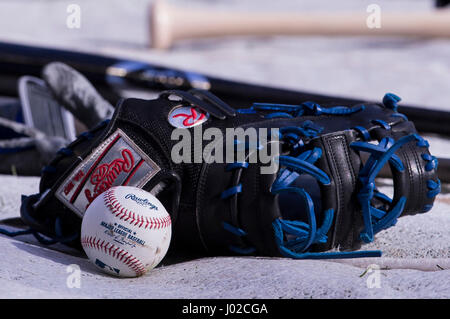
[1,41,450,137]
[150,0,450,50]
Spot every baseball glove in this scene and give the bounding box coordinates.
[20,89,440,258]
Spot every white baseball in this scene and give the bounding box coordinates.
[80,186,172,277]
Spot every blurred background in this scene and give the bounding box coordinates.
[0,0,449,111]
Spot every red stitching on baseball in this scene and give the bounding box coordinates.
[103,188,171,230]
[81,236,146,276]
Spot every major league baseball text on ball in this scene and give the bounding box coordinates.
[81,186,172,277]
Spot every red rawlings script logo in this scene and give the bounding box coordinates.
[84,149,134,205]
[172,107,206,127]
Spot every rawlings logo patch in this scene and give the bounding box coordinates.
[168,106,209,128]
[56,129,160,217]
[84,149,135,204]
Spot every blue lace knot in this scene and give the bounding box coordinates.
[427,179,441,198]
[415,135,430,148]
[422,154,438,171]
[358,181,375,201]
[382,93,401,112]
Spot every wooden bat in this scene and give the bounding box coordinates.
[150,0,450,49]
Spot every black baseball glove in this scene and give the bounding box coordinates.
[20,89,440,258]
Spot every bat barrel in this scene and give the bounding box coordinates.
[150,1,450,49]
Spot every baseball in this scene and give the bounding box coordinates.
[80,186,172,277]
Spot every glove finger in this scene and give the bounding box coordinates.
[42,62,114,129]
